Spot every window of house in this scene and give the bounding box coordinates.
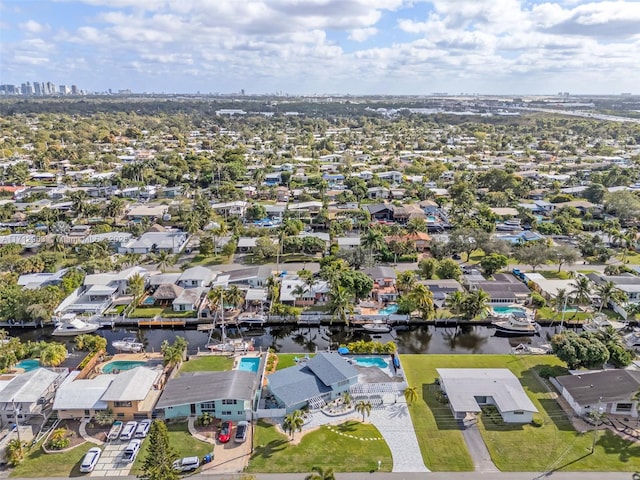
[114,401,132,408]
[222,399,237,405]
[84,410,91,416]
[201,402,215,410]
[615,403,632,412]
[222,411,231,416]
[237,411,244,415]
[513,411,524,415]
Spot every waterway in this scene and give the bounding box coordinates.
[8,323,575,356]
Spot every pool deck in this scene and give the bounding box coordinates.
[110,352,164,362]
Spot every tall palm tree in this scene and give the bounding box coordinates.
[445,291,465,317]
[225,285,245,310]
[153,251,176,272]
[283,410,304,440]
[396,271,417,294]
[570,276,592,306]
[404,386,419,406]
[361,228,385,262]
[328,285,354,326]
[207,286,225,314]
[292,284,309,305]
[69,190,90,218]
[126,273,146,302]
[305,466,336,480]
[594,281,627,312]
[408,284,434,320]
[104,197,125,223]
[462,289,491,319]
[355,400,372,422]
[552,288,569,313]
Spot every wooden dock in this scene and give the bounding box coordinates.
[137,319,186,327]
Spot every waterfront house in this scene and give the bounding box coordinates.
[437,368,538,424]
[99,367,164,421]
[156,370,258,422]
[53,371,113,420]
[267,353,359,413]
[178,266,214,288]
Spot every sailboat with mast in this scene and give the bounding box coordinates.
[206,290,254,353]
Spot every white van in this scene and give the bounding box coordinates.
[120,421,138,441]
[122,439,141,463]
[172,456,200,472]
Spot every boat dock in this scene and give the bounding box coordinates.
[137,319,187,327]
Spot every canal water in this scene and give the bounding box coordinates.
[9,323,573,356]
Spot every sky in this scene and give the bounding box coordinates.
[1,0,639,95]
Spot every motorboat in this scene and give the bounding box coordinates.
[107,421,123,441]
[623,329,640,348]
[362,319,392,334]
[492,314,539,335]
[112,337,144,353]
[52,317,101,336]
[207,338,254,352]
[511,343,552,355]
[581,315,627,333]
[496,219,522,231]
[236,312,267,326]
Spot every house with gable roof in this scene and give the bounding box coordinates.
[266,352,358,413]
[99,366,164,420]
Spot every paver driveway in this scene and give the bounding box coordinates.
[90,441,136,477]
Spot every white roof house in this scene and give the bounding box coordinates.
[53,371,113,414]
[437,368,537,424]
[119,231,189,254]
[100,367,161,402]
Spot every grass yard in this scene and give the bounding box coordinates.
[131,422,212,475]
[10,441,93,477]
[534,306,592,322]
[187,254,231,266]
[274,353,315,370]
[128,307,163,318]
[247,420,392,473]
[179,355,234,373]
[618,251,640,265]
[538,270,573,280]
[401,354,640,472]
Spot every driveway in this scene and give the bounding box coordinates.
[460,424,499,473]
[202,427,252,474]
[368,403,429,473]
[90,440,136,477]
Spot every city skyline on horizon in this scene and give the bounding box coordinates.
[1,0,639,96]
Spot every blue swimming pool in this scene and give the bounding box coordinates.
[238,357,260,373]
[352,357,388,369]
[101,360,146,373]
[492,306,526,315]
[378,304,399,315]
[141,297,155,305]
[15,359,40,372]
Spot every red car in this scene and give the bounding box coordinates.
[219,421,233,443]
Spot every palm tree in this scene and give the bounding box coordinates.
[305,466,336,480]
[626,302,640,321]
[291,284,309,305]
[225,285,245,310]
[404,386,419,406]
[361,228,385,261]
[104,197,125,223]
[552,288,569,313]
[69,190,90,218]
[207,286,225,314]
[462,289,491,319]
[153,251,176,272]
[594,281,626,312]
[570,276,592,306]
[355,400,372,422]
[126,273,146,302]
[396,271,417,294]
[341,391,352,406]
[596,325,624,347]
[283,410,304,440]
[328,285,354,326]
[408,284,434,320]
[445,291,465,317]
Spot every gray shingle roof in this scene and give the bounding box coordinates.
[556,370,640,404]
[267,364,332,408]
[306,353,358,387]
[155,371,258,409]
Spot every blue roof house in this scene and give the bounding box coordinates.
[267,353,358,413]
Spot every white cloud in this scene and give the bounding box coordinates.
[19,20,48,34]
[349,27,378,42]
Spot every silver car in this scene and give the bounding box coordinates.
[79,447,102,473]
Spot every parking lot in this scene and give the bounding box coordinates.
[89,440,137,477]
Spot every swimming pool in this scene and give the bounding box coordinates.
[15,359,40,372]
[238,357,260,373]
[101,360,146,373]
[427,215,437,222]
[141,297,155,305]
[352,357,388,368]
[378,304,399,315]
[492,306,526,315]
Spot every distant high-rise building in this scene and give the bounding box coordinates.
[71,85,78,95]
[33,82,42,95]
[241,89,245,96]
[59,84,70,95]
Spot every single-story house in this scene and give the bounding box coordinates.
[178,266,214,288]
[423,279,465,308]
[99,367,164,420]
[0,368,69,425]
[226,266,273,287]
[554,370,640,418]
[53,371,113,420]
[437,368,538,424]
[469,274,530,304]
[119,231,189,255]
[267,353,359,413]
[152,284,184,305]
[173,287,206,312]
[156,370,259,421]
[280,276,330,305]
[336,237,361,250]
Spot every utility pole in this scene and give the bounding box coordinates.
[12,399,22,447]
[591,397,603,454]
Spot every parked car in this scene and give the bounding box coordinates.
[135,419,152,438]
[172,456,200,472]
[79,447,102,473]
[234,421,248,443]
[218,421,233,443]
[120,421,138,441]
[122,439,141,463]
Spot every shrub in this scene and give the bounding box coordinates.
[197,412,214,426]
[531,292,546,308]
[6,439,24,466]
[531,416,544,428]
[94,408,114,426]
[47,428,70,450]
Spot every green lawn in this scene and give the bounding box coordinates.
[401,354,640,472]
[131,422,213,475]
[275,353,315,370]
[535,307,623,322]
[160,309,196,318]
[187,254,232,266]
[538,270,572,280]
[617,251,640,265]
[247,420,392,473]
[10,441,93,477]
[128,307,163,318]
[179,355,234,373]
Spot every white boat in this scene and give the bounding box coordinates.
[236,312,267,325]
[511,343,552,355]
[362,320,392,334]
[492,314,539,335]
[52,318,100,336]
[112,337,144,353]
[623,329,640,348]
[207,338,254,352]
[582,315,628,333]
